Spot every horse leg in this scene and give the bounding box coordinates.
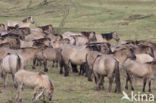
[100,76,104,90]
[55,60,58,68]
[108,77,114,92]
[82,64,86,76]
[125,72,129,90]
[32,58,36,69]
[11,74,17,88]
[43,60,48,72]
[95,73,100,90]
[79,65,83,75]
[52,60,55,68]
[32,87,40,101]
[16,84,23,102]
[142,78,147,92]
[59,60,64,74]
[64,60,70,76]
[32,88,44,103]
[64,64,69,76]
[148,79,152,92]
[71,63,78,73]
[87,69,93,81]
[3,73,7,88]
[128,73,134,91]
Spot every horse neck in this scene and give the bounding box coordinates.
[19,22,30,28]
[113,52,128,66]
[21,48,42,62]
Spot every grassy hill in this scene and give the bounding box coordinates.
[0,0,156,40]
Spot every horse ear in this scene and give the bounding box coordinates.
[129,48,134,53]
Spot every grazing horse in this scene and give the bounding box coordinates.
[15,69,54,103]
[124,60,156,92]
[7,16,34,28]
[0,53,21,87]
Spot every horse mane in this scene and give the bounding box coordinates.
[146,61,156,64]
[81,32,90,38]
[38,24,53,30]
[81,31,95,38]
[22,16,31,22]
[137,44,150,49]
[112,47,128,54]
[0,43,10,47]
[101,32,113,40]
[33,37,51,43]
[1,33,21,39]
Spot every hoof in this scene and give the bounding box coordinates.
[88,78,93,82]
[32,66,36,69]
[44,69,48,72]
[125,86,128,90]
[64,73,69,77]
[60,71,63,74]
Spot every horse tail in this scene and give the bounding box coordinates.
[16,54,22,71]
[114,59,121,93]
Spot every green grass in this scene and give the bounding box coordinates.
[0,0,156,103]
[0,63,156,103]
[0,0,156,41]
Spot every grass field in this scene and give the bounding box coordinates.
[0,0,156,103]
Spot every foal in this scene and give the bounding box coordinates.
[15,69,54,103]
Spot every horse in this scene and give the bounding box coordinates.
[7,16,35,28]
[86,42,112,81]
[93,54,121,93]
[51,38,70,48]
[0,24,6,34]
[0,35,21,49]
[61,44,91,76]
[7,26,31,37]
[19,39,34,48]
[0,53,22,88]
[124,60,156,92]
[62,32,96,45]
[15,69,54,103]
[32,47,63,72]
[38,24,55,34]
[96,32,120,43]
